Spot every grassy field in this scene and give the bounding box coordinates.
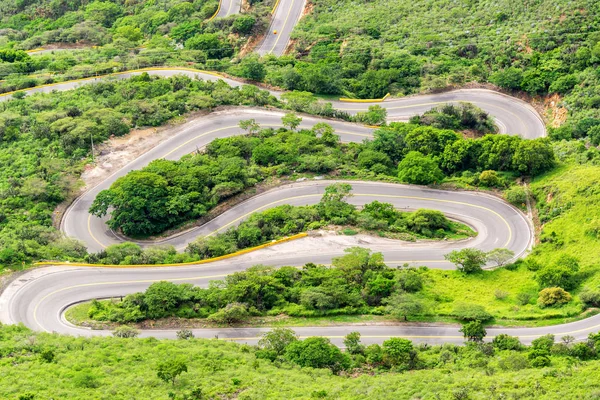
[2,324,600,400]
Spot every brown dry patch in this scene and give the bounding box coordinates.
[284,38,298,55]
[559,14,567,23]
[241,30,266,57]
[544,93,568,128]
[241,0,252,12]
[302,0,314,18]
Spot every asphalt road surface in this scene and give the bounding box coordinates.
[0,67,559,346]
[214,0,241,18]
[256,0,306,56]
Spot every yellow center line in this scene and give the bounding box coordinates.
[268,0,296,53]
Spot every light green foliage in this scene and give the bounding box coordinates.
[206,302,249,325]
[537,287,572,307]
[384,293,425,321]
[452,303,492,322]
[397,151,443,185]
[3,324,600,398]
[156,358,188,385]
[258,328,298,356]
[486,248,515,267]
[459,321,487,342]
[505,186,528,207]
[382,338,414,368]
[343,332,364,355]
[355,105,387,126]
[445,248,487,273]
[492,334,522,351]
[284,337,350,373]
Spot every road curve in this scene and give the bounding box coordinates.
[0,67,556,345]
[0,68,545,138]
[214,0,241,18]
[255,0,306,56]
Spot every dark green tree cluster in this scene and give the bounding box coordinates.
[87,247,432,322]
[92,119,554,237]
[409,103,497,135]
[0,73,278,268]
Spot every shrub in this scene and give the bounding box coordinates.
[176,329,194,340]
[537,287,572,307]
[452,303,492,321]
[505,186,527,206]
[580,288,600,307]
[492,334,522,350]
[382,338,415,368]
[112,325,139,338]
[284,337,350,373]
[494,289,509,300]
[536,264,580,290]
[516,291,533,305]
[397,151,444,185]
[497,353,529,371]
[207,303,249,325]
[570,342,597,360]
[258,328,298,356]
[479,170,500,187]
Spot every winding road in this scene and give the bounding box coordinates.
[0,22,573,345]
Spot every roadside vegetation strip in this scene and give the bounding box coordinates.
[33,233,308,269]
[0,66,228,100]
[339,93,391,103]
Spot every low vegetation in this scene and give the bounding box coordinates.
[3,323,600,399]
[86,184,474,265]
[91,115,554,237]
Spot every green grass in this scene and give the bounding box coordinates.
[3,324,600,399]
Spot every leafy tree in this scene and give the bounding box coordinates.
[258,328,298,356]
[317,183,356,224]
[284,337,350,373]
[512,139,555,176]
[282,112,302,131]
[156,358,188,385]
[445,248,487,273]
[144,281,184,319]
[343,332,364,355]
[459,321,487,342]
[486,248,515,267]
[185,34,232,58]
[382,338,415,368]
[397,151,443,185]
[505,186,527,207]
[536,257,580,290]
[85,1,122,27]
[384,293,425,321]
[233,15,256,34]
[355,105,387,125]
[240,56,267,81]
[478,170,501,187]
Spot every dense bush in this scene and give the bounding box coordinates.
[409,103,496,135]
[0,73,279,268]
[537,287,572,307]
[92,118,552,237]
